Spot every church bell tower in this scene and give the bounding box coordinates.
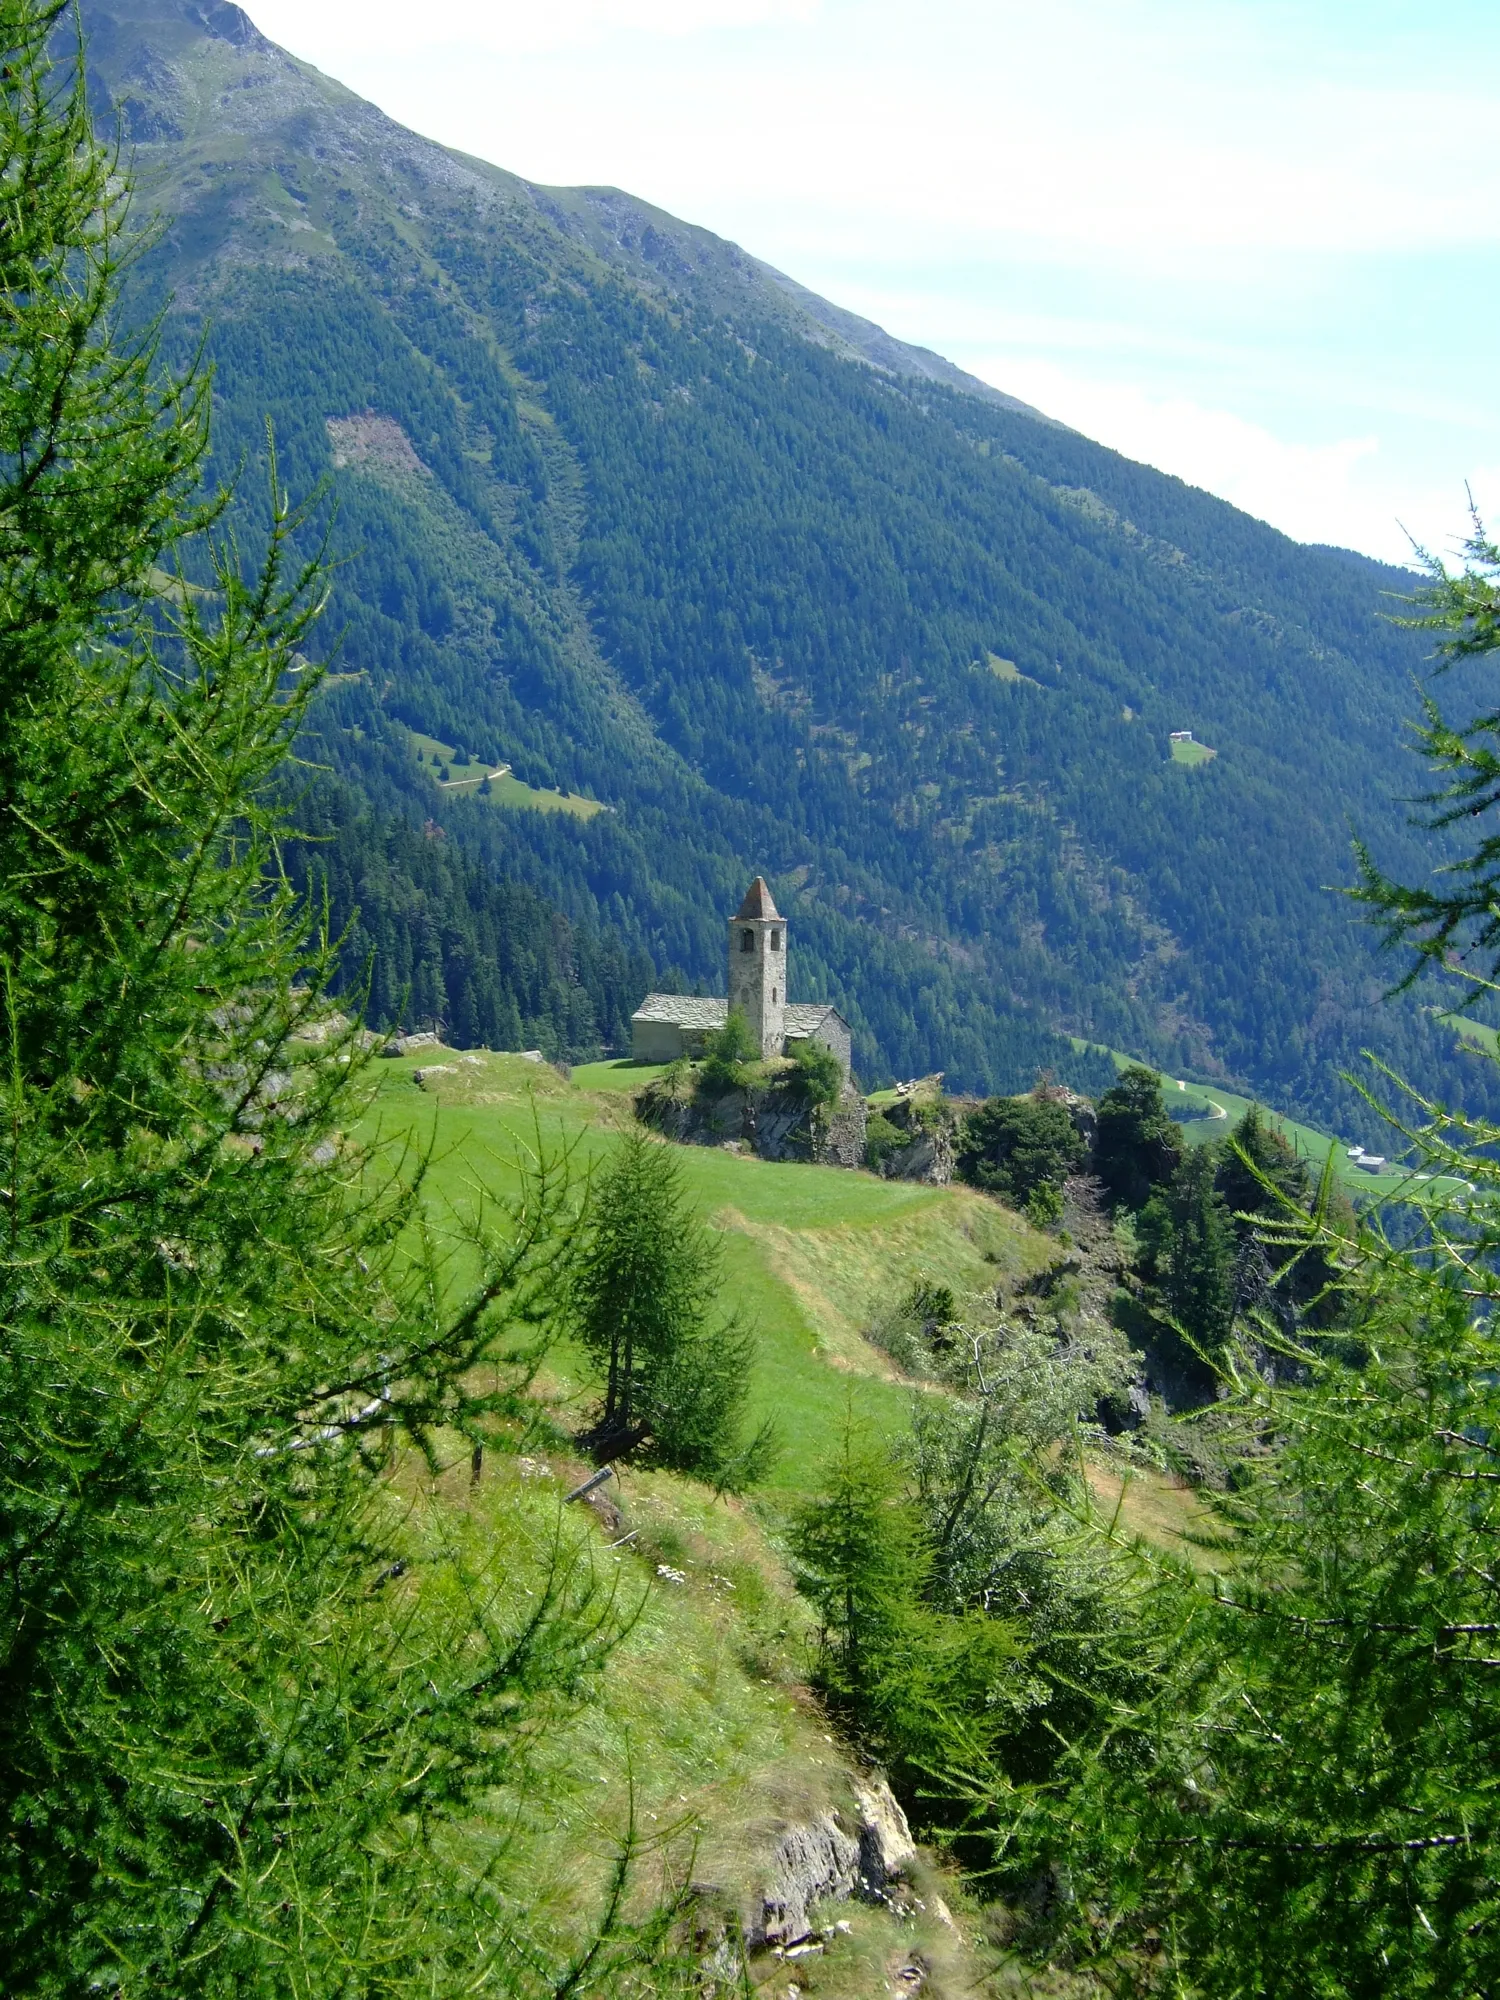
[726,876,787,1059]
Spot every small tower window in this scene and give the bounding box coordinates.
[771,929,782,951]
[771,988,778,1004]
[740,929,754,952]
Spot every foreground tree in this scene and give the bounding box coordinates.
[1009,1181,1500,1995]
[987,524,1500,1993]
[790,1408,1019,1800]
[1354,506,1500,980]
[0,9,686,1990]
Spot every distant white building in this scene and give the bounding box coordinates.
[630,876,852,1076]
[1170,730,1195,743]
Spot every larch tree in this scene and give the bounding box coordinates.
[0,7,684,1992]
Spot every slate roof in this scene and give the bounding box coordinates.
[784,1002,844,1035]
[631,993,729,1029]
[734,875,781,921]
[631,994,847,1039]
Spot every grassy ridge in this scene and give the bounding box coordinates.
[366,1051,1054,1487]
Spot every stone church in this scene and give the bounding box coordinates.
[631,877,853,1076]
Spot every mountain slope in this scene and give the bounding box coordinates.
[75,0,1482,1131]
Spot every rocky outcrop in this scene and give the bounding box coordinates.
[815,1086,868,1168]
[753,1813,861,1948]
[637,1073,867,1170]
[747,1774,917,1948]
[869,1089,959,1184]
[379,1030,440,1057]
[853,1774,918,1892]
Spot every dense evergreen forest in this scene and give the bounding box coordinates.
[73,0,1497,1131]
[285,774,655,1059]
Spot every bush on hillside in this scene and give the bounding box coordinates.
[698,1007,759,1093]
[956,1091,1086,1205]
[864,1108,909,1171]
[788,1034,843,1110]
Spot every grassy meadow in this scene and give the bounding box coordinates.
[404,727,606,819]
[364,1050,1055,1489]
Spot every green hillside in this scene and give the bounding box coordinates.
[369,1049,1055,1479]
[351,1048,1189,1991]
[74,0,1492,1141]
[18,12,1498,1984]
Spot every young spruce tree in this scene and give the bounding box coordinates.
[570,1131,771,1487]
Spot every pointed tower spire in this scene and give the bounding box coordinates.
[734,875,781,921]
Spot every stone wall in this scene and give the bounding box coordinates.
[632,1018,686,1063]
[812,1085,867,1168]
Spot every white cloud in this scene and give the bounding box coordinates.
[258,0,1500,255]
[266,0,818,58]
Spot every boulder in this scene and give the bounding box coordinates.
[380,1030,439,1058]
[852,1775,917,1895]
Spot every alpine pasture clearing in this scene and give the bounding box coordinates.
[403,727,605,818]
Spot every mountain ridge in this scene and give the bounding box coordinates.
[88,0,1048,418]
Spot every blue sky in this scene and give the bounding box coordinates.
[251,0,1498,564]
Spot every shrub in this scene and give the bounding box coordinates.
[864,1108,908,1171]
[957,1091,1085,1205]
[698,1007,759,1093]
[788,1034,843,1109]
[1024,1178,1065,1229]
[907,1280,957,1327]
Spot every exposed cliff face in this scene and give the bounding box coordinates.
[637,1072,868,1170]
